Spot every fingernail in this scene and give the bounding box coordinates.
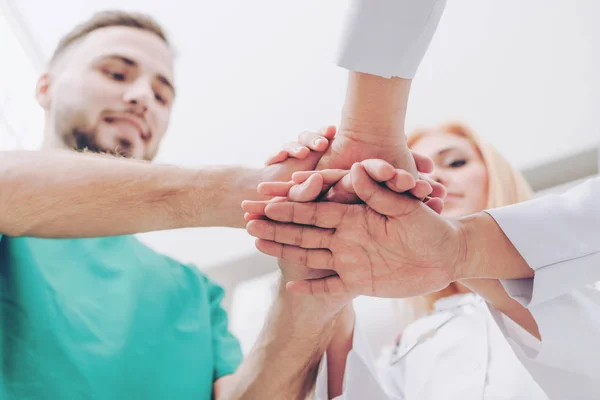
[295,146,305,153]
[314,138,326,146]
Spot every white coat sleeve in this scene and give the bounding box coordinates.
[336,0,447,79]
[486,177,600,307]
[485,177,600,398]
[313,319,396,400]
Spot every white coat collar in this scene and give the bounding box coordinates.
[433,292,482,312]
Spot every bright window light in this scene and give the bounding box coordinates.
[0,5,44,150]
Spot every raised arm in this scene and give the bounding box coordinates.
[321,0,447,173]
[217,260,352,400]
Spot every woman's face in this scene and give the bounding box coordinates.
[410,131,489,218]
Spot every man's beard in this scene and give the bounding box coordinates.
[70,128,101,153]
[57,114,133,159]
[54,105,143,159]
[66,128,132,158]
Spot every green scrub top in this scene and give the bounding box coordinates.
[0,234,242,399]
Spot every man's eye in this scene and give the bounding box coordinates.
[450,159,467,168]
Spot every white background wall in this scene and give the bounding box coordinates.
[3,0,600,269]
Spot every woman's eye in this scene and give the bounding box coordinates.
[449,159,467,168]
[155,93,166,105]
[105,70,126,81]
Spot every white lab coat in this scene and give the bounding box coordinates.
[336,0,447,79]
[338,0,600,395]
[485,177,600,399]
[314,293,547,400]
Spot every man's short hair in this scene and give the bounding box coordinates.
[49,10,169,64]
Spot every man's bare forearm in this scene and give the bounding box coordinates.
[0,150,261,237]
[223,281,345,400]
[339,72,411,143]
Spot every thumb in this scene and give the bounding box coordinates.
[351,163,420,217]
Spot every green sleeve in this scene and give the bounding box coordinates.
[203,275,243,380]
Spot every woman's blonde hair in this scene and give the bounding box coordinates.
[394,122,534,327]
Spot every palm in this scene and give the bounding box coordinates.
[329,203,460,298]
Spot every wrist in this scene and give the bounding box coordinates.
[336,126,407,148]
[238,167,268,201]
[277,279,350,326]
[453,214,480,281]
[186,166,264,228]
[339,72,411,144]
[455,212,534,281]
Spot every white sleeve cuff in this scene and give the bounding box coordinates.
[486,177,600,306]
[336,0,447,78]
[500,249,600,307]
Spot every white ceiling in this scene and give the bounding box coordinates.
[8,0,600,267]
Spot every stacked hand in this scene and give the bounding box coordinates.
[258,129,446,212]
[252,128,455,296]
[260,126,338,185]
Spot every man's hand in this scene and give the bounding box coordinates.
[278,258,354,308]
[259,126,337,186]
[244,162,467,298]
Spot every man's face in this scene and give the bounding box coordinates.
[39,26,175,160]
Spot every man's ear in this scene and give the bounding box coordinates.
[36,74,51,109]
